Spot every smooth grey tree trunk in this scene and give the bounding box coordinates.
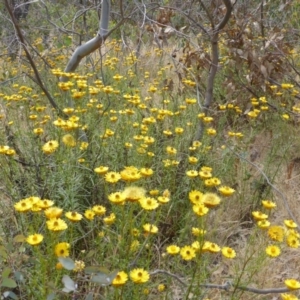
[61,0,110,79]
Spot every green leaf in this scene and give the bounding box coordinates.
[2,267,11,279]
[85,293,93,300]
[62,275,76,293]
[84,266,109,275]
[14,271,24,283]
[58,257,75,270]
[0,246,7,259]
[46,292,56,300]
[1,278,17,288]
[90,271,118,286]
[13,234,26,243]
[86,249,97,259]
[3,291,18,299]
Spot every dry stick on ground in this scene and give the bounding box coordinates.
[194,0,233,141]
[4,0,64,117]
[151,270,292,295]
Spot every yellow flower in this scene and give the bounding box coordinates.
[120,166,141,182]
[191,241,201,252]
[62,134,76,147]
[105,172,121,183]
[14,199,32,212]
[163,189,170,197]
[130,268,150,284]
[92,205,106,216]
[287,229,300,239]
[282,114,290,120]
[180,245,196,260]
[189,190,204,205]
[286,234,300,248]
[265,245,281,257]
[208,243,221,253]
[203,116,214,123]
[218,186,235,197]
[268,226,284,242]
[222,247,236,258]
[202,193,221,207]
[143,223,158,235]
[0,145,10,154]
[192,227,206,236]
[193,141,202,148]
[84,209,95,220]
[53,118,66,127]
[262,200,276,209]
[55,242,70,257]
[202,241,212,252]
[103,85,114,93]
[140,168,154,177]
[166,245,180,255]
[193,204,209,216]
[186,170,198,178]
[257,220,271,229]
[46,218,68,231]
[33,128,44,135]
[26,233,43,246]
[103,213,116,225]
[205,177,221,187]
[113,74,123,81]
[74,260,85,272]
[44,207,63,219]
[206,128,216,136]
[5,149,16,156]
[157,196,170,204]
[166,146,177,155]
[139,197,159,210]
[285,279,300,290]
[108,192,126,205]
[185,97,196,103]
[42,140,59,154]
[281,293,299,300]
[94,166,109,175]
[281,83,294,89]
[175,127,184,134]
[56,262,63,270]
[199,170,212,179]
[80,142,89,150]
[284,220,298,229]
[122,186,146,202]
[188,156,198,164]
[247,111,258,118]
[157,284,166,292]
[252,211,268,221]
[112,271,128,287]
[65,211,83,222]
[37,199,54,209]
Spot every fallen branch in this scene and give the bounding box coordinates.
[151,269,293,295]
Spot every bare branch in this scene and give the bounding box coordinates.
[61,0,113,77]
[216,0,233,31]
[151,269,292,295]
[4,0,63,116]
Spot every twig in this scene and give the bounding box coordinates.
[150,269,187,286]
[4,0,64,116]
[150,269,293,295]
